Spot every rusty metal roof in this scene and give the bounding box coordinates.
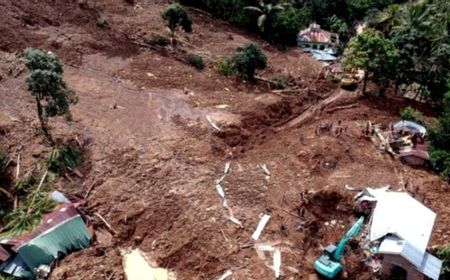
[9,203,81,252]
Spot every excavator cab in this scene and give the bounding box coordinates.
[314,217,364,279]
[314,245,343,279]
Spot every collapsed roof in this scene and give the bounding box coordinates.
[360,189,442,280]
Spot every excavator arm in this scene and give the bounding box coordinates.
[333,217,364,261]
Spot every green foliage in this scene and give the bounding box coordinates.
[273,75,288,89]
[328,15,349,39]
[216,58,236,76]
[1,190,56,237]
[0,152,6,170]
[230,43,267,81]
[47,146,81,175]
[271,6,311,45]
[162,3,192,34]
[388,0,450,103]
[433,244,450,278]
[147,34,171,46]
[0,274,16,280]
[244,1,285,33]
[187,54,205,70]
[399,107,423,124]
[24,48,76,143]
[342,28,399,94]
[429,91,450,179]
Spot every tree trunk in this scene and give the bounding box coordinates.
[362,71,369,96]
[35,96,53,145]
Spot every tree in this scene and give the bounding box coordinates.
[271,6,311,45]
[373,4,403,35]
[244,0,285,33]
[231,43,267,81]
[342,28,399,95]
[162,3,192,38]
[24,48,76,144]
[429,90,450,180]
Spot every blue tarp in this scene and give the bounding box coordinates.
[18,215,91,271]
[307,49,338,61]
[394,120,427,135]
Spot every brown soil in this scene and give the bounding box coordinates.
[0,1,449,280]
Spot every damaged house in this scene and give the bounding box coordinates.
[358,189,443,280]
[0,203,91,278]
[297,23,339,51]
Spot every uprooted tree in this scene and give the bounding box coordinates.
[24,48,77,145]
[162,3,192,40]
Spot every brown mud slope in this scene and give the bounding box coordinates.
[0,1,449,280]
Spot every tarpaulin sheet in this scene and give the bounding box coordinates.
[18,215,91,270]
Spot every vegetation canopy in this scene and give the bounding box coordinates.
[24,48,76,144]
[162,3,193,35]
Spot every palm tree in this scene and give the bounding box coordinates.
[244,1,285,32]
[375,4,404,35]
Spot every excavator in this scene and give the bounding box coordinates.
[314,217,365,279]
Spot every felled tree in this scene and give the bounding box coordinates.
[24,48,76,144]
[231,43,267,81]
[162,3,192,40]
[342,28,399,95]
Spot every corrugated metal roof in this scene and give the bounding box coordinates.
[370,192,436,267]
[11,203,80,251]
[417,252,443,280]
[393,120,427,135]
[378,236,442,279]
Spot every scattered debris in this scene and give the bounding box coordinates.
[216,269,232,280]
[252,214,271,241]
[123,248,175,280]
[49,190,70,203]
[273,249,281,278]
[228,215,243,228]
[206,115,222,132]
[260,164,271,176]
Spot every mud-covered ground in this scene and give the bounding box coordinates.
[0,1,449,279]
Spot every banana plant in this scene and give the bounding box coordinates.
[244,0,285,32]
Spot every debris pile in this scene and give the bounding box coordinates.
[0,203,91,278]
[364,120,430,166]
[355,187,443,280]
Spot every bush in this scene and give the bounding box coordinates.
[273,75,288,89]
[399,106,424,124]
[187,54,205,70]
[147,34,170,46]
[216,58,236,76]
[47,146,81,175]
[231,43,267,81]
[162,3,192,34]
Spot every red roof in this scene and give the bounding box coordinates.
[400,149,430,161]
[298,23,336,44]
[9,203,81,251]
